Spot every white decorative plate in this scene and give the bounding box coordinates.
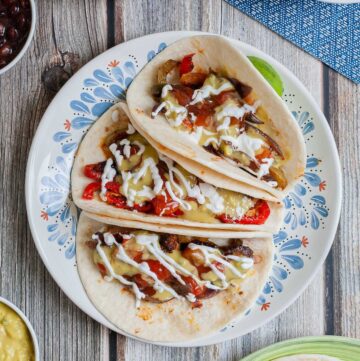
[25,31,341,347]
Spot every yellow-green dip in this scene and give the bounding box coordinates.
[0,302,35,361]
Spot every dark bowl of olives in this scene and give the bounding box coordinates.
[0,0,36,75]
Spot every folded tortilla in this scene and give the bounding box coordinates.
[127,35,306,200]
[72,102,283,233]
[76,212,274,342]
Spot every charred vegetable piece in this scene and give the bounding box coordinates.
[159,234,179,253]
[219,239,253,257]
[244,112,264,125]
[157,59,179,84]
[180,72,207,87]
[229,77,253,98]
[151,193,183,217]
[84,162,106,180]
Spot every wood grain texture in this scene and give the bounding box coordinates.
[0,0,357,360]
[0,1,109,360]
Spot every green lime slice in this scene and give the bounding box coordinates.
[241,336,360,361]
[248,56,284,97]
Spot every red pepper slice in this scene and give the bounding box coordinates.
[151,193,183,217]
[133,202,153,213]
[214,90,236,105]
[181,275,203,297]
[171,85,194,106]
[132,274,156,296]
[84,162,105,180]
[106,193,128,208]
[216,200,270,225]
[82,182,101,200]
[179,53,195,75]
[145,260,171,281]
[105,181,121,193]
[97,262,107,277]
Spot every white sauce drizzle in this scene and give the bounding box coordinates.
[100,158,116,200]
[257,157,274,179]
[220,133,264,159]
[126,123,136,134]
[190,83,233,105]
[199,183,224,213]
[109,143,123,168]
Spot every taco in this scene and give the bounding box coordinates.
[76,212,274,342]
[127,35,306,199]
[72,102,283,232]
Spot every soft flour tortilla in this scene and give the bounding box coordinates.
[126,35,306,200]
[76,212,274,342]
[273,356,341,361]
[72,102,283,233]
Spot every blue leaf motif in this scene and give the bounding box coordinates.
[290,192,303,208]
[60,204,70,222]
[112,67,124,85]
[311,195,326,205]
[303,122,314,135]
[48,231,60,242]
[47,224,58,232]
[256,295,266,305]
[71,216,77,236]
[56,156,68,174]
[47,203,64,216]
[272,265,288,280]
[94,87,117,100]
[80,92,96,103]
[53,132,70,142]
[311,212,320,229]
[62,143,77,154]
[280,238,301,252]
[147,50,155,62]
[273,230,287,244]
[291,214,297,230]
[55,174,69,189]
[93,69,112,83]
[109,84,125,99]
[84,78,99,87]
[283,196,292,209]
[269,276,283,292]
[125,77,133,88]
[306,157,320,168]
[158,42,167,52]
[124,61,136,77]
[299,111,309,126]
[92,102,113,116]
[294,183,306,196]
[314,206,328,217]
[65,243,76,259]
[304,172,321,186]
[72,117,94,129]
[70,100,89,114]
[281,255,304,270]
[291,111,298,120]
[263,282,271,294]
[41,177,59,188]
[299,210,306,226]
[284,211,292,224]
[57,233,68,246]
[40,191,64,205]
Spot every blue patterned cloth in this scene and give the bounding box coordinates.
[225,0,360,84]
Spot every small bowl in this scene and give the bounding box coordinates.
[0,296,39,360]
[0,0,36,75]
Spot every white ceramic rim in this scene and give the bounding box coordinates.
[0,296,40,360]
[25,31,342,347]
[0,0,36,75]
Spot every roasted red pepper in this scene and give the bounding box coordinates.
[133,202,153,213]
[179,53,195,75]
[105,181,121,193]
[84,162,105,180]
[145,260,171,281]
[181,275,203,297]
[97,262,107,277]
[82,182,101,200]
[216,200,270,225]
[152,193,183,217]
[106,193,128,208]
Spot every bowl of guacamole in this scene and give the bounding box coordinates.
[0,297,39,361]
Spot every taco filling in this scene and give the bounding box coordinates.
[88,227,255,308]
[81,123,271,225]
[151,54,288,189]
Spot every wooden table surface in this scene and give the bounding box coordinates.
[0,1,358,360]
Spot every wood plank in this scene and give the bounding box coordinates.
[113,1,327,360]
[0,1,109,360]
[327,70,360,338]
